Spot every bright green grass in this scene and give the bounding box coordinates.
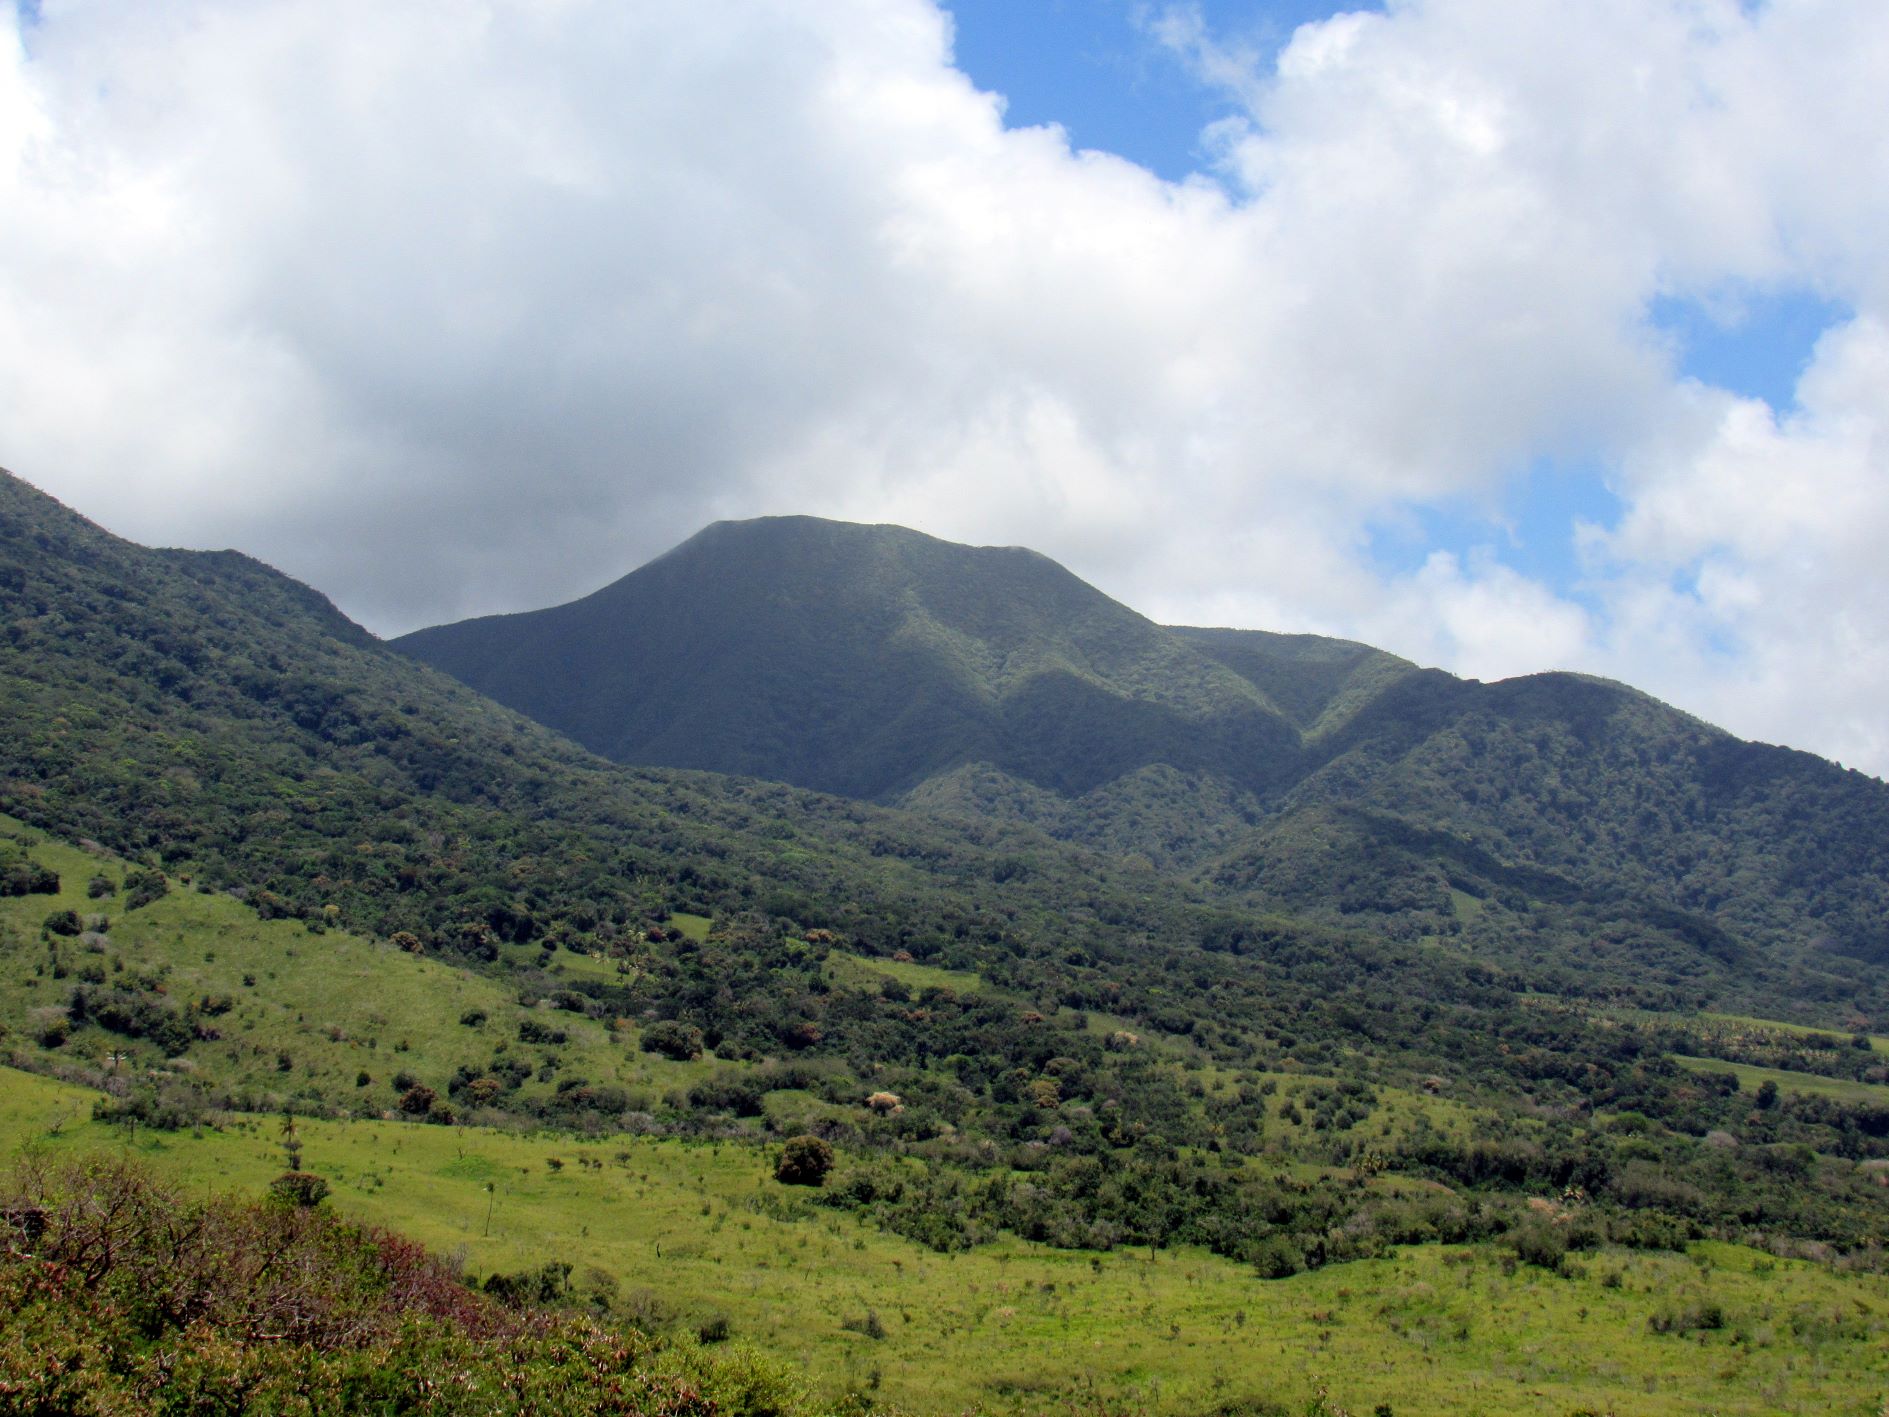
[667,913,713,943]
[1697,1012,1889,1056]
[4,1067,1885,1417]
[0,821,741,1116]
[826,951,987,997]
[1447,888,1485,923]
[1670,1054,1889,1105]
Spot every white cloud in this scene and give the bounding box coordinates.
[2,0,1888,774]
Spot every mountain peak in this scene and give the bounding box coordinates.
[395,517,1306,800]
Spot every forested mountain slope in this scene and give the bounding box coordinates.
[4,465,1889,1306]
[398,516,1889,980]
[395,516,1311,802]
[0,471,1216,974]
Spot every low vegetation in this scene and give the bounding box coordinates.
[3,1070,1886,1415]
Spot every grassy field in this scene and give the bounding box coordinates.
[827,950,989,997]
[3,1067,1886,1416]
[1670,1054,1889,1106]
[1697,1013,1889,1057]
[6,821,1889,1414]
[0,819,738,1117]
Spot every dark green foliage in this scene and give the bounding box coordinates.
[122,866,168,910]
[775,1135,833,1187]
[41,909,80,937]
[269,1170,332,1207]
[484,1261,572,1308]
[641,1020,703,1062]
[1648,1300,1726,1334]
[399,515,1889,1000]
[687,1072,765,1117]
[67,983,195,1055]
[397,516,1310,805]
[0,842,58,897]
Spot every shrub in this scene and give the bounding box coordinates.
[775,1135,834,1187]
[1507,1217,1570,1271]
[688,1074,765,1117]
[641,1020,704,1062]
[398,1085,438,1115]
[0,852,58,896]
[1648,1300,1726,1334]
[1250,1234,1305,1279]
[839,1309,887,1340]
[269,1171,332,1208]
[123,867,169,911]
[42,910,82,937]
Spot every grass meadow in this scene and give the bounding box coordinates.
[3,1067,1886,1416]
[4,819,1889,1414]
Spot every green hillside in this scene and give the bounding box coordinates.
[5,466,1889,1413]
[6,1069,1887,1417]
[395,516,1307,802]
[396,515,1889,998]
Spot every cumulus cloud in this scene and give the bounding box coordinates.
[2,0,1887,773]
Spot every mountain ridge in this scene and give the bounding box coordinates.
[396,513,1889,979]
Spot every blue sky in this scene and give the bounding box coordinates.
[946,0,1841,601]
[943,0,1364,180]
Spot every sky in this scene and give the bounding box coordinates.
[3,1,1888,779]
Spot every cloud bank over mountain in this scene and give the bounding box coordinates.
[3,0,1887,774]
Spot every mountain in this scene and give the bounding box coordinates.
[5,463,1889,1345]
[398,516,1889,982]
[0,472,1228,976]
[395,516,1328,803]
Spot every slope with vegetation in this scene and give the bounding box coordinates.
[5,1069,1887,1417]
[3,467,1889,1412]
[398,514,1889,1013]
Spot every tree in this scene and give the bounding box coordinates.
[640,1019,703,1061]
[775,1134,834,1187]
[268,1171,330,1208]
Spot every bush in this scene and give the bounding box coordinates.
[269,1171,332,1208]
[1250,1234,1305,1279]
[775,1135,834,1187]
[42,910,82,937]
[123,867,169,911]
[1507,1217,1569,1271]
[0,852,58,896]
[1649,1300,1726,1334]
[641,1020,704,1062]
[687,1074,765,1117]
[0,1153,811,1414]
[839,1309,887,1340]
